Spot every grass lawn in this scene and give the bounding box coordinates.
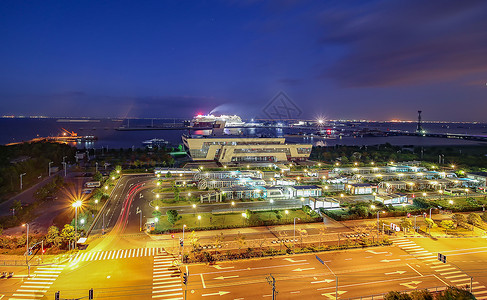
[428,196,487,210]
[154,209,311,230]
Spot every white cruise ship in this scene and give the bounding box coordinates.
[191,114,245,127]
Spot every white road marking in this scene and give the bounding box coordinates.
[201,274,206,288]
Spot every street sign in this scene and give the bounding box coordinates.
[315,255,324,265]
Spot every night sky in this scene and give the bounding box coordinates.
[1,1,486,121]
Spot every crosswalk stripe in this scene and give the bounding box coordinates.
[153,288,183,294]
[17,290,47,293]
[431,264,451,268]
[25,280,53,284]
[153,284,182,289]
[153,280,181,285]
[435,267,456,272]
[137,248,141,257]
[451,278,471,282]
[20,285,50,289]
[441,271,461,275]
[475,290,487,294]
[152,293,184,298]
[472,286,486,290]
[446,274,468,279]
[13,293,44,297]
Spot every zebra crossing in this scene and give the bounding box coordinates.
[8,265,64,300]
[391,237,487,300]
[152,251,184,299]
[67,247,164,263]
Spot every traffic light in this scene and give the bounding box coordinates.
[55,291,60,300]
[183,272,188,285]
[89,288,94,299]
[179,238,183,247]
[438,253,447,263]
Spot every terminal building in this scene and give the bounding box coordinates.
[182,135,312,163]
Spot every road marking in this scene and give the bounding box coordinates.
[431,264,451,268]
[293,268,315,272]
[441,271,461,275]
[200,274,206,288]
[435,267,456,272]
[153,288,183,293]
[17,289,47,293]
[212,265,234,270]
[446,275,468,279]
[365,250,388,254]
[290,291,301,294]
[385,270,406,275]
[153,280,180,285]
[451,278,471,282]
[153,284,181,289]
[284,258,306,263]
[311,279,335,284]
[322,291,347,298]
[214,275,239,280]
[202,291,230,296]
[381,259,400,263]
[152,292,184,298]
[400,281,422,289]
[406,263,423,276]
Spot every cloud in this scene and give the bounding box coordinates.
[317,0,487,87]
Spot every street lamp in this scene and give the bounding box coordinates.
[270,199,274,210]
[155,206,159,210]
[72,200,82,249]
[449,200,454,205]
[181,224,187,261]
[465,188,469,200]
[293,217,300,252]
[439,190,443,200]
[242,212,247,224]
[192,204,197,215]
[22,223,30,277]
[105,185,108,190]
[20,173,26,190]
[94,199,99,209]
[48,161,53,177]
[197,215,201,226]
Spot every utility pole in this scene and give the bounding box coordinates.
[265,274,277,300]
[20,173,26,190]
[48,161,53,177]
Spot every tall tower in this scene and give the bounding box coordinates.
[416,110,423,134]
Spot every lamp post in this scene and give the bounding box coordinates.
[136,207,142,231]
[72,200,82,249]
[192,204,197,216]
[95,162,98,173]
[22,223,30,277]
[231,201,235,212]
[429,207,433,219]
[293,217,300,253]
[182,224,186,261]
[48,161,53,177]
[270,199,274,210]
[242,212,247,225]
[197,215,201,227]
[20,173,26,190]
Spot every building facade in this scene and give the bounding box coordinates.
[182,135,312,163]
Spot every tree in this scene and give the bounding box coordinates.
[440,220,455,234]
[400,218,413,232]
[436,286,475,300]
[188,231,200,250]
[45,225,61,247]
[166,209,181,225]
[467,213,482,227]
[384,291,412,300]
[410,289,433,300]
[60,224,75,245]
[453,213,466,227]
[235,232,246,250]
[424,218,436,233]
[212,232,224,248]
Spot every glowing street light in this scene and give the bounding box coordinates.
[192,204,197,215]
[22,223,30,277]
[155,206,159,210]
[72,200,82,249]
[105,186,108,190]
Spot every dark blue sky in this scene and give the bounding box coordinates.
[1,0,486,121]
